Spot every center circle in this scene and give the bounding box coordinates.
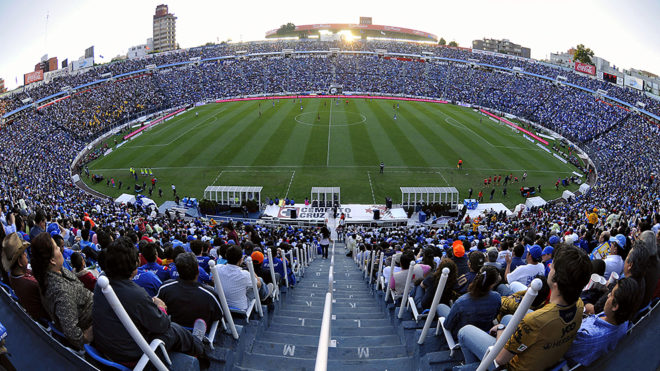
[294,111,367,127]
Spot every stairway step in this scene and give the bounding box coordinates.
[266,324,394,336]
[240,353,412,371]
[251,341,408,360]
[283,304,380,313]
[258,332,401,347]
[271,316,391,328]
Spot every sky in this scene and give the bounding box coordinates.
[1,0,659,90]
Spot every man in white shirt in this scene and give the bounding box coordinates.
[499,245,545,295]
[216,245,261,311]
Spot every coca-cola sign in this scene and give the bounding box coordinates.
[574,62,596,75]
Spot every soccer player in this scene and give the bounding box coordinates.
[457,159,463,169]
[380,162,385,174]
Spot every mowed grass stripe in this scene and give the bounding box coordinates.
[393,102,453,167]
[226,99,290,165]
[416,104,510,170]
[368,100,430,167]
[142,114,221,166]
[155,102,257,167]
[358,101,405,166]
[401,102,463,165]
[346,100,379,166]
[188,103,264,166]
[328,101,359,166]
[249,100,306,166]
[301,99,329,166]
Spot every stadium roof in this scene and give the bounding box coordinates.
[265,24,438,43]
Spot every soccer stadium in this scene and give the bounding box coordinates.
[0,4,659,371]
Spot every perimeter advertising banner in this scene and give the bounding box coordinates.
[574,62,596,75]
[24,70,44,85]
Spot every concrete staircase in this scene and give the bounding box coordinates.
[235,245,412,370]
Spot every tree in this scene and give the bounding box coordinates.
[276,22,296,35]
[448,41,458,47]
[438,37,446,46]
[573,44,594,65]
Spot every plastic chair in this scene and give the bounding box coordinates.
[0,280,18,301]
[436,317,460,356]
[84,344,132,371]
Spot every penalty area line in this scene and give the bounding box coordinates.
[285,170,296,199]
[211,170,224,186]
[367,171,376,204]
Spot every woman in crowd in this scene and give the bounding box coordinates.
[31,232,93,349]
[436,265,502,339]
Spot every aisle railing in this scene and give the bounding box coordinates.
[314,242,336,371]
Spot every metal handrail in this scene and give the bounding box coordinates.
[477,278,543,371]
[266,248,280,301]
[368,249,376,284]
[281,248,290,288]
[245,257,264,318]
[97,276,169,371]
[315,241,336,371]
[208,260,240,339]
[384,254,397,302]
[418,267,450,344]
[376,252,384,290]
[398,261,416,319]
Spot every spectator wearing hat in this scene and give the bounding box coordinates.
[499,245,545,296]
[157,252,223,328]
[450,241,469,276]
[603,234,626,280]
[250,250,275,304]
[541,246,553,276]
[2,233,50,321]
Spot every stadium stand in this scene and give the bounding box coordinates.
[0,39,658,370]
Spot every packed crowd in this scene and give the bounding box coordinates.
[4,39,659,118]
[0,38,658,369]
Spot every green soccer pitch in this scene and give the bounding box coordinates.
[84,98,582,208]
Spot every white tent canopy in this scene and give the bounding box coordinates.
[525,196,547,209]
[579,183,591,194]
[562,190,576,200]
[115,193,135,205]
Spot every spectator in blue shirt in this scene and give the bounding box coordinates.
[436,265,502,339]
[139,242,170,282]
[509,244,525,272]
[132,270,162,297]
[565,277,642,366]
[168,245,211,284]
[190,240,211,274]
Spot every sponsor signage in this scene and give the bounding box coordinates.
[574,62,596,75]
[24,70,44,85]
